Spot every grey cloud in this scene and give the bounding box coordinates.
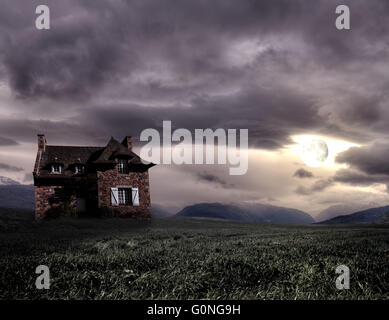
[0,0,387,101]
[0,118,105,145]
[334,168,389,186]
[82,84,320,150]
[196,172,234,189]
[295,179,334,195]
[336,143,389,176]
[0,136,18,146]
[0,163,24,172]
[294,168,314,178]
[23,172,33,183]
[1,0,389,150]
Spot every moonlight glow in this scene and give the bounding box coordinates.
[286,135,360,169]
[299,139,328,167]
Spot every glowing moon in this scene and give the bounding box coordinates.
[300,139,328,167]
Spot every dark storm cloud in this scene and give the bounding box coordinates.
[334,168,389,186]
[1,0,389,152]
[1,0,135,100]
[336,143,389,176]
[294,168,314,178]
[0,0,386,99]
[0,163,23,172]
[0,118,104,145]
[83,84,320,149]
[334,143,389,192]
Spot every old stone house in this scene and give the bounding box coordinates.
[33,134,155,220]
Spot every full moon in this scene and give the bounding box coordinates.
[300,139,329,167]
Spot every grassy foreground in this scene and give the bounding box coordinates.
[1,212,389,300]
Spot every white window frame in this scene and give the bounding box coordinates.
[111,187,119,206]
[131,187,139,206]
[51,164,62,174]
[113,186,140,206]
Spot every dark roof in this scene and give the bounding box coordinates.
[41,146,104,165]
[36,137,154,178]
[93,137,131,163]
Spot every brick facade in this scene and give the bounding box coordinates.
[34,185,59,220]
[97,166,151,218]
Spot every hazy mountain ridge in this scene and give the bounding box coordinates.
[176,202,315,224]
[0,176,21,186]
[0,183,34,210]
[319,205,389,224]
[316,203,380,222]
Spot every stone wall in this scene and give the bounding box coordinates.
[34,185,61,220]
[97,166,151,219]
[34,165,152,220]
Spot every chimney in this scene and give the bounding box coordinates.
[122,136,133,150]
[37,134,46,152]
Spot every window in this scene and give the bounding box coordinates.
[74,165,84,174]
[51,164,62,174]
[118,188,132,205]
[118,159,128,174]
[111,187,139,206]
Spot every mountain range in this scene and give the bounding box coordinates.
[0,175,388,225]
[318,205,389,224]
[0,176,21,186]
[176,202,315,224]
[315,203,381,222]
[0,176,34,210]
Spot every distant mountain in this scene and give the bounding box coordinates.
[0,184,34,210]
[316,204,377,222]
[152,204,174,218]
[176,202,314,224]
[0,176,20,186]
[319,205,389,224]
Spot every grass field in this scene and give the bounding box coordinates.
[1,211,389,300]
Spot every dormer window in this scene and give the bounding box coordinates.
[118,159,128,174]
[51,164,62,174]
[74,165,84,174]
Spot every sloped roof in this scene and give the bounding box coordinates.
[93,137,132,163]
[36,137,153,178]
[41,146,104,166]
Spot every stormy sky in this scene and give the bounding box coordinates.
[1,0,389,217]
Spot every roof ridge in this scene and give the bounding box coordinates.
[47,145,104,148]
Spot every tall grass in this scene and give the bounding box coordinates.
[1,216,389,300]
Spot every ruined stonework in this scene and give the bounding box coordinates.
[33,135,155,220]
